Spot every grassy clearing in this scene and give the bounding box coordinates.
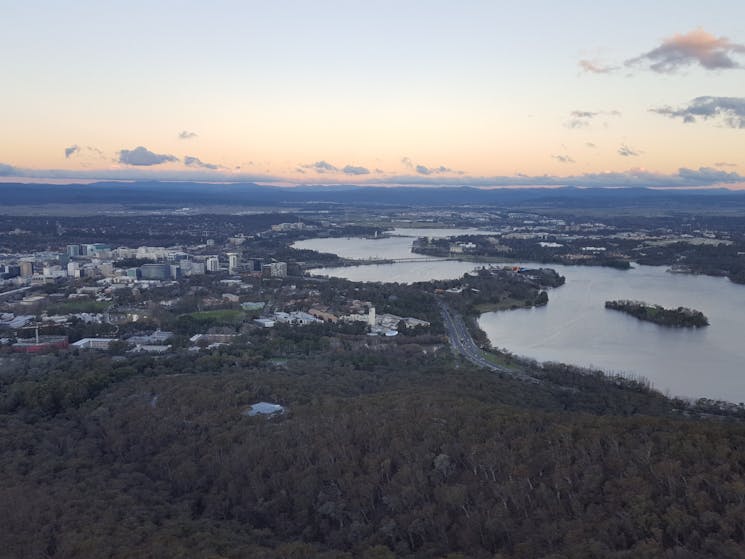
[481,350,522,371]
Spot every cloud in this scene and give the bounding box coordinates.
[416,164,456,175]
[618,144,641,157]
[300,160,339,173]
[552,154,575,164]
[118,146,178,166]
[585,142,597,148]
[64,145,105,160]
[342,165,370,175]
[571,110,599,119]
[626,29,745,73]
[579,59,618,74]
[677,167,741,183]
[178,130,198,140]
[0,162,743,189]
[715,162,737,167]
[565,110,621,129]
[184,155,220,170]
[64,145,80,159]
[651,96,745,129]
[403,157,459,175]
[382,167,744,188]
[298,161,372,175]
[566,119,591,129]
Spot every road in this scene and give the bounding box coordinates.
[0,286,32,299]
[438,300,534,380]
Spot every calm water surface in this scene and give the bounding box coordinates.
[294,232,745,402]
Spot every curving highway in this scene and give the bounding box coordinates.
[438,300,535,381]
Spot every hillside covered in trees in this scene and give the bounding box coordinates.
[2,331,745,558]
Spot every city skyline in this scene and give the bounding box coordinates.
[2,0,745,188]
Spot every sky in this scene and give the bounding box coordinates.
[1,0,744,188]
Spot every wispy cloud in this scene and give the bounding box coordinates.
[184,155,220,170]
[618,144,641,157]
[178,130,198,140]
[585,142,597,148]
[64,145,105,160]
[565,109,621,129]
[626,29,745,73]
[552,154,575,164]
[118,146,178,166]
[651,96,745,128]
[715,161,737,167]
[579,59,618,74]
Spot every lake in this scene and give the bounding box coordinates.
[293,231,745,402]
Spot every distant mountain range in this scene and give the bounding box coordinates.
[1,181,744,209]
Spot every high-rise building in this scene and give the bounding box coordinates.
[248,258,264,272]
[66,244,81,257]
[262,262,287,278]
[1,265,20,279]
[227,252,240,273]
[19,261,34,277]
[205,256,220,273]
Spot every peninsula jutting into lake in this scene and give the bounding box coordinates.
[604,300,709,328]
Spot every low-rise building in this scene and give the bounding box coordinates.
[127,330,174,345]
[12,335,69,353]
[273,311,321,326]
[130,344,171,353]
[72,338,117,350]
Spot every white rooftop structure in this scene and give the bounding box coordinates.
[72,338,117,350]
[244,402,285,416]
[0,314,34,329]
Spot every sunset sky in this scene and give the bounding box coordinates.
[1,0,744,188]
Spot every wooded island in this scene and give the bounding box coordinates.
[605,300,709,327]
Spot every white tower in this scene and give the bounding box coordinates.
[368,306,376,327]
[205,256,220,273]
[227,252,240,273]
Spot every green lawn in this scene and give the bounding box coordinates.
[481,349,522,371]
[186,309,245,323]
